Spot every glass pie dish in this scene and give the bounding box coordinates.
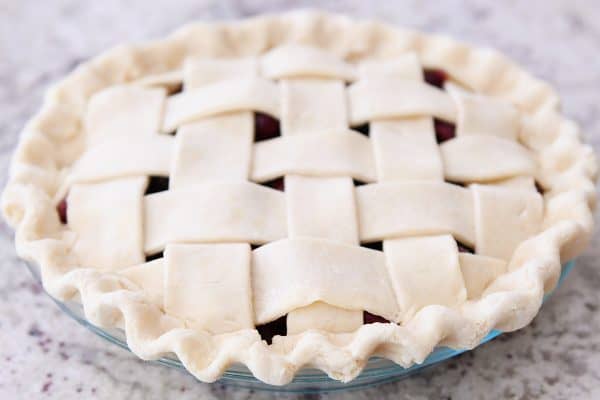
[25,259,575,393]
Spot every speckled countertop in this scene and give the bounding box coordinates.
[1,1,599,399]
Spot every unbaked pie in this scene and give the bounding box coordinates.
[3,11,597,385]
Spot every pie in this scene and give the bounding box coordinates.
[2,11,596,385]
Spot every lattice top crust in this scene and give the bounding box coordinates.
[2,12,596,385]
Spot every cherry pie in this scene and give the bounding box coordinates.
[2,12,596,385]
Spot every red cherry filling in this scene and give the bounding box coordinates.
[363,311,391,324]
[423,68,448,89]
[434,119,456,143]
[254,112,281,142]
[145,176,170,195]
[170,83,183,95]
[145,251,164,262]
[261,177,285,191]
[256,315,287,344]
[457,242,475,253]
[535,181,545,194]
[352,123,370,137]
[57,198,68,224]
[361,241,383,251]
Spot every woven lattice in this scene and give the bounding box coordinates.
[65,45,543,336]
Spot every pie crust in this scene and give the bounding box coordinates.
[2,11,596,385]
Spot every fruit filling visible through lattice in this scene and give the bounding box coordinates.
[58,45,543,342]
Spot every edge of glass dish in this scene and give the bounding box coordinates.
[24,260,575,393]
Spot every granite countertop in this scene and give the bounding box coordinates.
[1,1,599,399]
